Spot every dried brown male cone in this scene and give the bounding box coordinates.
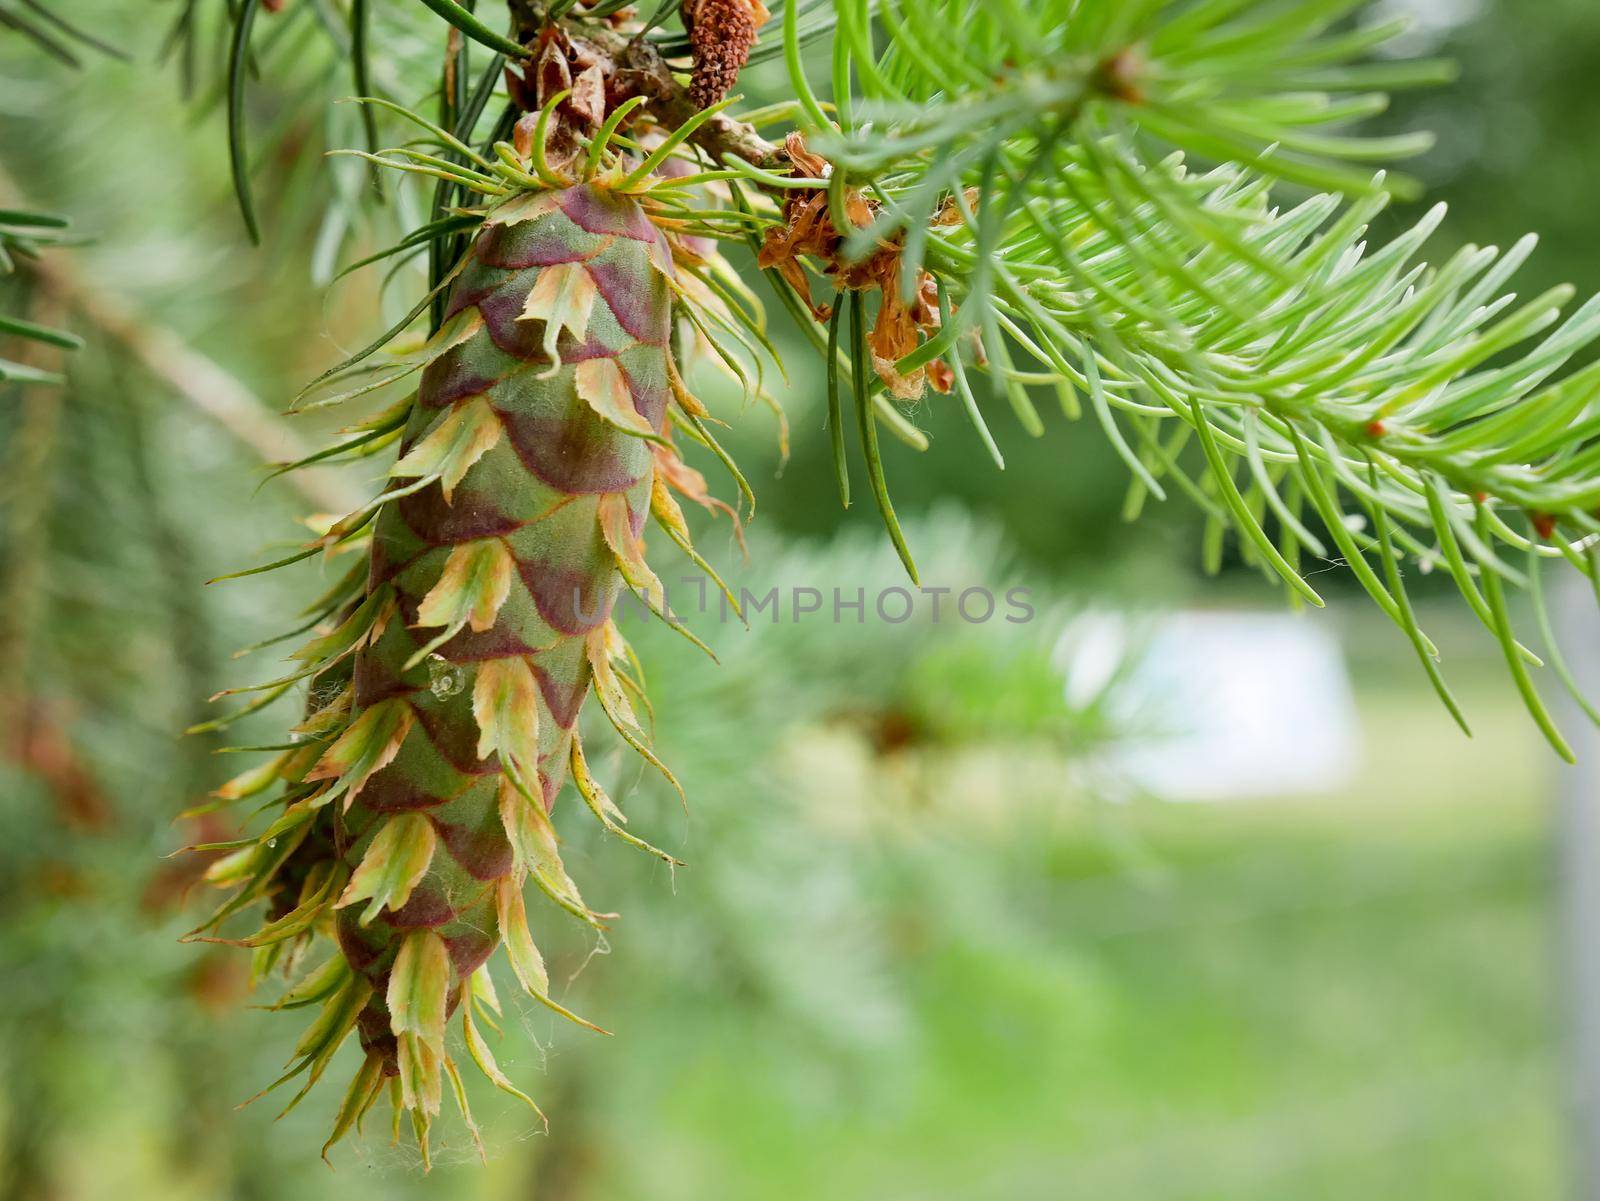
[683,0,770,108]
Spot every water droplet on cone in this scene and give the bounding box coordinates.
[427,653,465,698]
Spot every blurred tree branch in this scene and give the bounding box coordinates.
[0,169,361,514]
[28,254,362,513]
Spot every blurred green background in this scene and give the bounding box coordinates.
[1,1,1596,1197]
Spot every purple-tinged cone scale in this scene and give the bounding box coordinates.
[201,181,716,1163]
[337,184,672,1026]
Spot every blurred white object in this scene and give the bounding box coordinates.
[1370,0,1483,54]
[1060,610,1362,802]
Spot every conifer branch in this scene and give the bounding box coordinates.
[115,0,1600,1164]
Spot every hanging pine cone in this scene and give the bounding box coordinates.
[683,0,769,109]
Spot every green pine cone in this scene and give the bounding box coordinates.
[203,179,728,1161]
[332,182,674,1067]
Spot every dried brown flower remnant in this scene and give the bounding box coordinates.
[759,134,963,398]
[1095,45,1148,104]
[683,0,770,109]
[506,27,610,175]
[862,260,948,399]
[756,136,860,313]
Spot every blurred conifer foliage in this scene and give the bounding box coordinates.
[1,0,1598,1172]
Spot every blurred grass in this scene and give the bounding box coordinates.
[575,640,1561,1201]
[4,600,1566,1200]
[426,597,1558,1201]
